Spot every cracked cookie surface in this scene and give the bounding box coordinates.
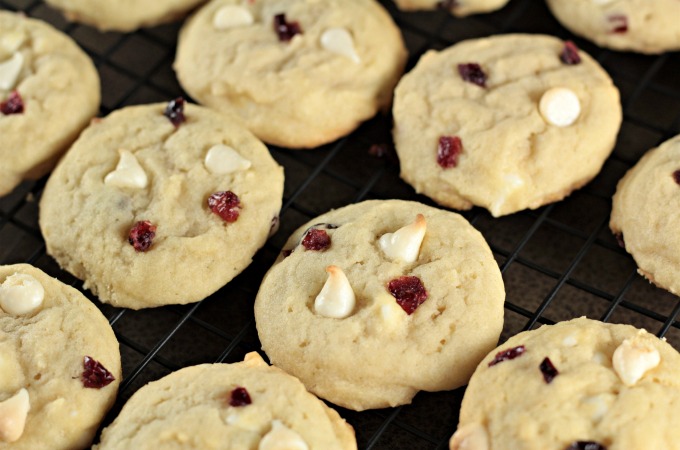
[393,0,510,17]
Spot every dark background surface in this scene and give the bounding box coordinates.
[1,0,680,448]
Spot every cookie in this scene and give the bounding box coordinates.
[449,317,680,450]
[39,100,284,309]
[393,0,510,17]
[174,0,407,149]
[0,11,99,197]
[546,0,680,54]
[393,34,622,217]
[44,0,207,32]
[95,352,356,450]
[254,199,505,410]
[0,263,121,449]
[610,135,680,297]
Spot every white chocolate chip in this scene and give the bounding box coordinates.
[562,335,578,347]
[0,273,44,316]
[104,150,148,189]
[489,174,524,217]
[592,351,607,365]
[0,53,24,91]
[612,336,660,386]
[320,28,360,63]
[258,420,308,450]
[0,389,30,443]
[539,87,581,127]
[213,5,254,29]
[379,214,426,263]
[313,266,355,319]
[582,393,613,422]
[449,423,489,450]
[204,144,252,175]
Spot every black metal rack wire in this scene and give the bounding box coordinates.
[1,0,680,448]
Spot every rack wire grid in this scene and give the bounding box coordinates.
[2,0,680,448]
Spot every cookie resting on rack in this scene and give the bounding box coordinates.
[254,199,505,411]
[393,0,510,17]
[174,0,407,148]
[0,11,99,197]
[393,34,621,217]
[449,317,680,450]
[39,100,284,309]
[0,264,121,450]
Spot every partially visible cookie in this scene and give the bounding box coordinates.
[95,352,356,450]
[546,0,680,54]
[393,34,621,217]
[450,317,680,450]
[0,264,121,449]
[610,135,680,297]
[39,100,284,309]
[0,11,99,197]
[175,0,407,148]
[254,200,505,410]
[393,0,510,17]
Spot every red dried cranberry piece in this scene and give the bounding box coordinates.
[608,15,628,33]
[615,233,625,249]
[566,442,607,450]
[0,90,24,115]
[282,249,293,258]
[229,386,252,407]
[388,276,428,315]
[302,228,331,251]
[458,63,487,88]
[437,136,463,169]
[81,356,115,389]
[560,41,581,65]
[273,13,302,42]
[208,191,241,222]
[539,357,559,383]
[437,0,458,9]
[164,97,186,127]
[128,220,157,252]
[673,170,680,185]
[488,345,526,366]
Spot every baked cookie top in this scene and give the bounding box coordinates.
[393,0,510,17]
[39,100,284,309]
[0,11,99,197]
[0,264,121,450]
[44,0,207,32]
[393,34,621,217]
[610,134,680,297]
[95,352,356,450]
[546,0,680,54]
[450,317,680,450]
[254,200,505,411]
[174,0,407,149]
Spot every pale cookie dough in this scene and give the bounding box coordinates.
[254,200,505,410]
[610,134,680,297]
[44,0,207,32]
[39,101,284,309]
[393,34,621,217]
[546,0,680,54]
[450,317,680,450]
[0,11,99,197]
[0,264,121,450]
[393,0,510,17]
[95,352,356,450]
[175,0,407,149]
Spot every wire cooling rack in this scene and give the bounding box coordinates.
[2,0,680,448]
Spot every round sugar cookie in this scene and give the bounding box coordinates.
[175,0,407,149]
[254,200,505,411]
[450,317,680,450]
[39,100,284,309]
[393,34,621,217]
[95,352,356,450]
[0,11,99,197]
[0,264,121,449]
[393,0,510,17]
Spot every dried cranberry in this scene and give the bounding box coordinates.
[458,63,487,88]
[437,0,458,9]
[566,442,607,450]
[208,191,241,222]
[302,228,331,251]
[615,233,625,249]
[539,357,559,383]
[388,276,428,315]
[437,136,463,169]
[673,170,680,185]
[560,41,581,65]
[282,249,293,258]
[608,15,628,33]
[273,13,302,42]
[128,220,157,252]
[269,216,280,238]
[229,387,252,407]
[0,90,24,115]
[164,97,186,127]
[81,356,115,389]
[488,345,526,366]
